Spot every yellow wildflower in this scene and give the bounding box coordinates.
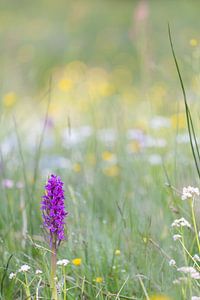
[3,92,16,107]
[171,113,186,129]
[190,39,198,47]
[72,258,82,266]
[58,78,73,91]
[115,249,121,255]
[127,141,141,154]
[102,151,116,162]
[103,165,119,177]
[95,277,103,283]
[72,163,81,173]
[150,295,171,300]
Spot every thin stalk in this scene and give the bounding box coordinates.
[168,24,200,179]
[51,242,57,300]
[24,273,31,299]
[190,199,200,253]
[63,266,67,300]
[137,275,150,300]
[180,229,192,298]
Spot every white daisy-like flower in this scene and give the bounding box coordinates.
[171,217,191,228]
[57,259,70,266]
[192,297,200,300]
[18,264,30,273]
[35,269,43,275]
[9,272,16,280]
[181,186,200,200]
[173,234,182,241]
[169,259,176,266]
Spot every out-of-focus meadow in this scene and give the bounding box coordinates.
[1,0,200,299]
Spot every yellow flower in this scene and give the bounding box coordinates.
[190,39,198,47]
[171,113,186,129]
[58,78,73,91]
[150,295,171,300]
[72,258,82,266]
[72,163,81,173]
[103,165,119,177]
[95,277,103,283]
[3,92,16,107]
[115,249,121,255]
[102,151,116,162]
[127,141,141,154]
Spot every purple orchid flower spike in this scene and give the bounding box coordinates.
[41,174,68,300]
[41,174,68,247]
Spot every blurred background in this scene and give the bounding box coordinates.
[1,0,200,123]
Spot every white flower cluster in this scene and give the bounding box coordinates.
[193,254,200,262]
[169,259,176,266]
[171,218,191,228]
[181,186,200,201]
[57,259,70,266]
[9,272,16,280]
[18,264,30,273]
[178,266,200,279]
[192,297,200,300]
[173,234,182,241]
[9,264,31,280]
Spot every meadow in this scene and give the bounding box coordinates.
[1,0,200,299]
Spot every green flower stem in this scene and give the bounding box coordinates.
[180,228,192,298]
[190,199,200,253]
[51,242,58,300]
[63,266,67,300]
[24,273,31,299]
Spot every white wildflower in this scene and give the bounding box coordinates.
[57,259,70,266]
[169,259,176,266]
[35,269,43,275]
[150,116,171,130]
[148,154,162,165]
[178,266,200,279]
[181,186,200,201]
[18,264,30,273]
[173,234,182,241]
[193,254,200,262]
[191,271,200,279]
[9,272,16,280]
[192,297,200,300]
[178,266,197,273]
[171,217,191,228]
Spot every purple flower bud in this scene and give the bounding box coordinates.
[41,174,68,247]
